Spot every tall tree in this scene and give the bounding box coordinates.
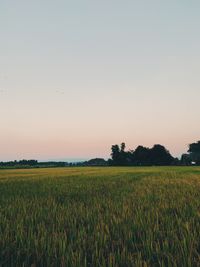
[188,141,200,164]
[150,144,174,165]
[110,143,131,166]
[110,144,121,165]
[120,142,126,152]
[133,146,150,165]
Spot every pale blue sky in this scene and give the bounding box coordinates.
[0,0,200,161]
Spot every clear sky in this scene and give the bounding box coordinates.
[0,0,200,161]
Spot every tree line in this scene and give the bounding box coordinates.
[108,141,200,166]
[0,140,200,168]
[0,160,67,168]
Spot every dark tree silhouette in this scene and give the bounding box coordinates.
[134,146,150,165]
[120,142,130,165]
[110,143,175,166]
[110,144,121,165]
[110,143,131,166]
[83,158,107,166]
[181,154,192,165]
[120,142,126,152]
[188,141,200,164]
[150,144,174,165]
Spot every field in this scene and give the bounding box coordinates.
[1,167,200,267]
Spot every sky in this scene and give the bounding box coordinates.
[0,0,200,161]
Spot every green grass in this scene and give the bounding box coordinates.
[1,167,200,267]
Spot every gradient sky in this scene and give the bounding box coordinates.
[1,0,200,161]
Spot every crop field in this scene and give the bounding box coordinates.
[1,167,200,267]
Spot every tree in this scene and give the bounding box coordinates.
[84,158,107,166]
[120,142,129,165]
[181,154,192,165]
[150,144,174,165]
[188,141,200,165]
[120,142,126,152]
[133,146,150,165]
[110,144,121,165]
[110,143,131,166]
[110,143,175,166]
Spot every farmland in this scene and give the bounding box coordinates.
[1,167,200,267]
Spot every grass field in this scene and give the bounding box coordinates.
[1,167,200,267]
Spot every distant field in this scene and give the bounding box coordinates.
[1,167,200,267]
